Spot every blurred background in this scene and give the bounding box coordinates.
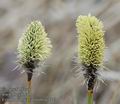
[0,0,120,104]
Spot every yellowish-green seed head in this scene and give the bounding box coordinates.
[17,21,52,65]
[76,15,105,67]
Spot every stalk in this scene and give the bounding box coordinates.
[27,80,31,104]
[26,68,33,104]
[87,90,93,104]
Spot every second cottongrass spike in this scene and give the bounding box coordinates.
[17,21,52,104]
[17,21,52,85]
[76,15,105,104]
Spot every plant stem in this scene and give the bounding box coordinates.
[87,90,93,104]
[27,80,31,104]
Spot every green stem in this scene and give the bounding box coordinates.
[27,81,31,104]
[87,90,93,104]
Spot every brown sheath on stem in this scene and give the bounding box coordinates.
[28,80,32,89]
[27,68,33,89]
[24,60,35,88]
[84,65,96,104]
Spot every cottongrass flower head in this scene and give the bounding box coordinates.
[17,20,52,84]
[18,21,52,67]
[17,21,52,104]
[76,14,105,104]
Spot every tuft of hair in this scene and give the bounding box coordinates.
[76,15,105,67]
[17,21,52,66]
